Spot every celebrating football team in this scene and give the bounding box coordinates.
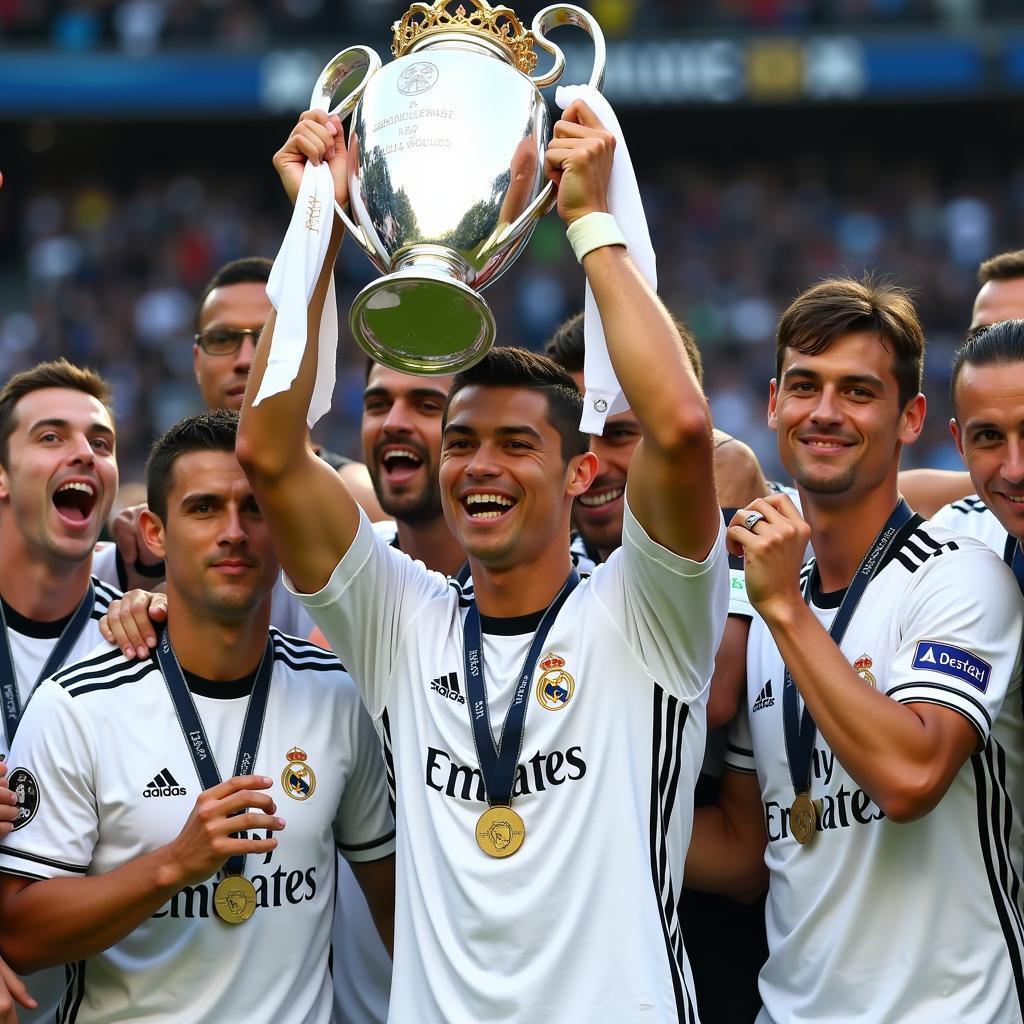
[0,67,1020,1024]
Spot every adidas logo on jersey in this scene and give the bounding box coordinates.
[143,769,187,798]
[429,671,465,705]
[752,680,775,712]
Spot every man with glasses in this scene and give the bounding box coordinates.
[193,258,382,512]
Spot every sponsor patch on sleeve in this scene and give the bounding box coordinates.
[911,641,991,693]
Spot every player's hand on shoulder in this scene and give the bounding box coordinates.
[167,776,284,888]
[727,493,809,617]
[0,953,36,1022]
[0,765,17,839]
[272,109,348,209]
[545,100,614,226]
[99,589,167,661]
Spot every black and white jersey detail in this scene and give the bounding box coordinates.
[291,503,729,1023]
[1,576,120,762]
[726,518,1024,1023]
[933,496,1017,569]
[0,629,394,1024]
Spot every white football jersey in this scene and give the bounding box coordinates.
[931,495,1017,565]
[291,501,728,1024]
[1,576,121,1024]
[726,518,1024,1023]
[0,630,395,1024]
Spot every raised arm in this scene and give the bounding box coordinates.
[544,102,719,561]
[236,110,361,595]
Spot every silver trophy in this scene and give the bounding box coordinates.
[310,0,605,375]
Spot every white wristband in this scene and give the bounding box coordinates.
[566,212,627,263]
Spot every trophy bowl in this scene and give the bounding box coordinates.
[311,0,605,375]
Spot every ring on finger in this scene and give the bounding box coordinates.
[743,511,765,531]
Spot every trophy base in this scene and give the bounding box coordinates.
[349,255,496,376]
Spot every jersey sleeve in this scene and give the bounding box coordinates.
[588,494,729,703]
[886,544,1023,743]
[90,542,123,590]
[285,511,451,717]
[0,680,99,881]
[332,676,396,864]
[723,699,756,775]
[720,509,753,619]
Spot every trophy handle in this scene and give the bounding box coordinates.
[477,6,607,260]
[528,4,607,91]
[309,46,385,261]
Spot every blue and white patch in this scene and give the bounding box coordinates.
[912,641,991,693]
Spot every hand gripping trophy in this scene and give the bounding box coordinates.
[309,0,605,375]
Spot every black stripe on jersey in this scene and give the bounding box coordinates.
[271,631,340,663]
[0,847,89,874]
[338,829,396,854]
[972,742,1024,1014]
[90,576,121,606]
[648,687,695,1024]
[890,524,958,575]
[887,681,993,731]
[951,496,988,515]
[273,655,346,676]
[53,645,125,685]
[381,709,397,819]
[0,866,47,882]
[63,660,154,699]
[60,960,86,1024]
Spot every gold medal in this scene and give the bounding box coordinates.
[476,805,525,858]
[790,792,818,846]
[213,875,258,924]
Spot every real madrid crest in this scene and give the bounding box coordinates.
[536,653,575,711]
[854,654,877,689]
[281,747,317,801]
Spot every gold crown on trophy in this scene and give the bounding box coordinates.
[392,0,539,75]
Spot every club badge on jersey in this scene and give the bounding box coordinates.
[281,747,317,801]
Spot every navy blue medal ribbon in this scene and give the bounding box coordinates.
[156,627,274,876]
[0,582,95,748]
[782,500,917,800]
[463,569,580,808]
[1006,535,1024,596]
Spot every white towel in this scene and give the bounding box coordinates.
[254,160,338,429]
[554,85,657,435]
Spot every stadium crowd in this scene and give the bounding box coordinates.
[0,143,1017,481]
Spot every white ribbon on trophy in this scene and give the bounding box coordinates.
[555,84,657,436]
[255,159,338,429]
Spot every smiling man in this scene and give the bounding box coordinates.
[687,278,1024,1023]
[0,410,394,1024]
[237,103,728,1022]
[0,359,124,1022]
[933,319,1024,589]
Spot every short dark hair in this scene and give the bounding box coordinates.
[146,410,238,520]
[776,275,924,408]
[197,257,272,327]
[544,310,704,386]
[444,347,589,462]
[0,359,112,466]
[949,318,1024,413]
[977,250,1024,285]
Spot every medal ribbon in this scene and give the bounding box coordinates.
[1006,535,1024,596]
[782,501,917,799]
[156,628,274,877]
[0,583,96,747]
[463,569,580,808]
